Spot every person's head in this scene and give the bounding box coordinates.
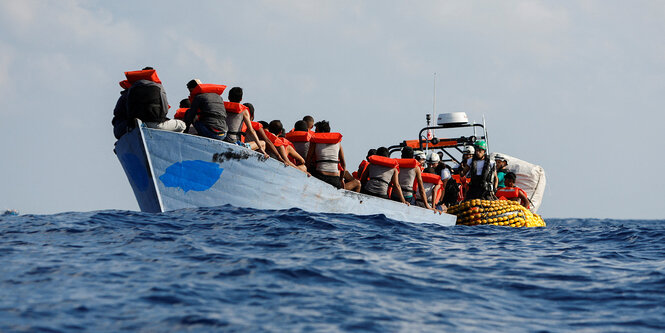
[142,66,154,70]
[294,120,308,132]
[179,98,191,108]
[376,147,390,157]
[303,115,314,130]
[366,148,377,160]
[268,120,284,136]
[473,140,487,158]
[495,154,508,169]
[258,120,269,128]
[243,103,255,120]
[186,79,201,91]
[427,151,440,166]
[314,120,330,133]
[504,172,516,187]
[401,146,414,159]
[228,87,243,103]
[414,150,426,163]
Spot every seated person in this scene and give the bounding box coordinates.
[305,120,346,188]
[393,147,433,210]
[303,115,315,133]
[495,172,530,209]
[285,120,311,158]
[359,147,408,205]
[268,120,306,172]
[223,87,268,157]
[243,103,285,163]
[353,149,376,179]
[495,154,508,188]
[184,79,227,140]
[125,67,186,133]
[112,79,131,140]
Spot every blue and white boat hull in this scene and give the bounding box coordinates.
[115,124,457,226]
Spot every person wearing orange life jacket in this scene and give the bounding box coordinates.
[222,87,268,157]
[392,147,435,210]
[268,120,306,172]
[359,147,408,204]
[305,120,348,189]
[303,115,315,134]
[285,120,311,159]
[353,149,376,180]
[183,79,227,140]
[173,98,190,121]
[112,79,131,140]
[495,172,530,208]
[241,103,285,164]
[415,171,445,211]
[125,67,186,133]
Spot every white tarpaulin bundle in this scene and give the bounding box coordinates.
[490,152,546,213]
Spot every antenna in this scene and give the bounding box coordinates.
[432,72,436,119]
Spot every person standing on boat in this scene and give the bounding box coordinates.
[452,146,474,175]
[184,79,227,140]
[462,140,498,200]
[359,147,408,204]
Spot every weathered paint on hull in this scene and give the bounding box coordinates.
[115,125,456,226]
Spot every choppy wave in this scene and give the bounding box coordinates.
[1,207,664,332]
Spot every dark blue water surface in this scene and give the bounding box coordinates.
[1,207,664,332]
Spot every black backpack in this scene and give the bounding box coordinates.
[127,83,166,122]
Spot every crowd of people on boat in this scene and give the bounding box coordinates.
[113,67,531,213]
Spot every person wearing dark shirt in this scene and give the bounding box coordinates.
[183,79,227,140]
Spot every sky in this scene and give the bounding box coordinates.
[1,0,664,219]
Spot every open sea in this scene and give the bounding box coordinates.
[0,206,663,332]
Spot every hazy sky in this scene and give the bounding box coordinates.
[1,1,663,219]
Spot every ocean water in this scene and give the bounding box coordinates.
[1,207,664,332]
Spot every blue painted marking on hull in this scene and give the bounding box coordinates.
[159,160,224,193]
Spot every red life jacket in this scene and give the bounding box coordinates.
[125,69,162,84]
[119,80,131,90]
[496,187,530,208]
[263,130,284,147]
[285,131,311,142]
[310,132,342,144]
[354,160,369,180]
[190,84,226,97]
[223,101,247,114]
[420,173,444,204]
[174,108,188,120]
[251,121,263,131]
[367,155,398,168]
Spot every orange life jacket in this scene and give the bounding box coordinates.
[174,108,188,120]
[367,155,398,168]
[263,130,284,147]
[119,80,131,90]
[354,160,370,180]
[125,69,162,84]
[496,187,530,208]
[190,84,227,97]
[223,101,247,114]
[310,132,342,144]
[419,173,444,204]
[285,131,311,142]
